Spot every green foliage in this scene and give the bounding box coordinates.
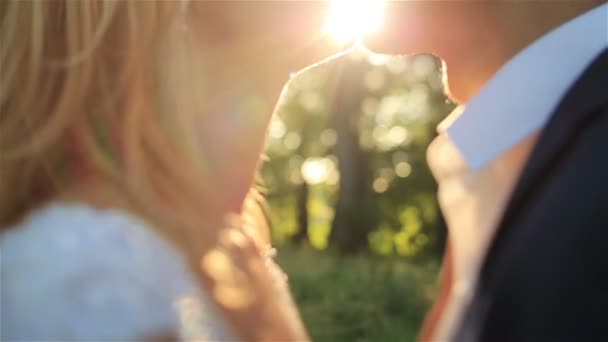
[267,196,299,244]
[263,48,455,257]
[263,50,450,340]
[277,247,440,342]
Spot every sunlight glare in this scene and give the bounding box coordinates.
[301,157,334,185]
[323,0,386,45]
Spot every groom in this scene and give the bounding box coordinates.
[366,1,607,341]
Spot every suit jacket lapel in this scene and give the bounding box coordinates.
[481,48,608,278]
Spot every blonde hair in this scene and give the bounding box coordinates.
[0,1,306,340]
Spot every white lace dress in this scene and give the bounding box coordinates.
[1,203,236,341]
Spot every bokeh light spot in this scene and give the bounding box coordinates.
[372,177,389,193]
[395,162,412,178]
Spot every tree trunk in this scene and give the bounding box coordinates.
[328,56,378,253]
[293,183,309,244]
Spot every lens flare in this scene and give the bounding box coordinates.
[323,0,386,45]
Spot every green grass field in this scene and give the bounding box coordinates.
[276,246,440,342]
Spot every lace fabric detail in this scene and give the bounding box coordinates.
[1,203,234,341]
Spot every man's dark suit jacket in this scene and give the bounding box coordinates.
[454,49,608,341]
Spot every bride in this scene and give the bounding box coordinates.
[0,1,331,340]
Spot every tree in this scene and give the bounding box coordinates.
[326,54,380,253]
[293,182,309,244]
[262,48,454,258]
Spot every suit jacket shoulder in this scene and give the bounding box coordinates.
[459,49,608,342]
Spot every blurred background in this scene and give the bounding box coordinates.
[261,47,455,341]
[208,0,459,339]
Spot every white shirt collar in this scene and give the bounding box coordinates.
[443,3,607,170]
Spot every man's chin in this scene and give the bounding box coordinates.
[442,78,466,105]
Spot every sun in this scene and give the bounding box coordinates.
[323,0,386,45]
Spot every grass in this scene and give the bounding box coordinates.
[276,246,440,342]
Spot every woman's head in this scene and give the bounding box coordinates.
[0,0,331,219]
[1,1,192,221]
[1,1,315,339]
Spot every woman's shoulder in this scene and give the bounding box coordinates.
[0,202,234,341]
[0,203,191,291]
